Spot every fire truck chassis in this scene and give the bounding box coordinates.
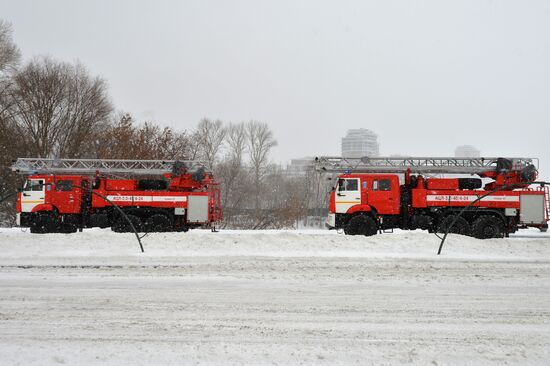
[318,156,549,238]
[13,158,222,234]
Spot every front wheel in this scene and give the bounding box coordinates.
[30,212,58,234]
[344,215,378,236]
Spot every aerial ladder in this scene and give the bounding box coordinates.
[313,156,538,175]
[11,158,209,175]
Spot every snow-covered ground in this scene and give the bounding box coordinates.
[0,228,549,365]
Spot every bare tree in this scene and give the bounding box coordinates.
[0,18,20,133]
[0,20,20,126]
[193,118,226,169]
[92,112,193,160]
[0,20,22,226]
[226,122,247,166]
[0,20,20,75]
[5,57,112,158]
[93,112,136,159]
[151,126,190,160]
[246,120,277,209]
[216,122,248,226]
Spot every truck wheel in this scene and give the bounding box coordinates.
[60,222,78,234]
[112,214,143,233]
[88,214,109,229]
[144,214,171,232]
[471,215,504,239]
[438,215,470,236]
[30,212,58,234]
[344,215,378,236]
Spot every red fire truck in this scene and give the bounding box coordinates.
[316,157,549,238]
[12,158,222,234]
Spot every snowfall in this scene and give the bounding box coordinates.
[0,227,549,365]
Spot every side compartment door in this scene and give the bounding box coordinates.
[21,179,45,213]
[520,194,545,225]
[335,178,361,213]
[187,195,209,223]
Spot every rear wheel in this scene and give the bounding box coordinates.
[471,215,504,239]
[144,214,172,232]
[112,214,143,233]
[344,215,378,236]
[438,215,470,236]
[60,222,78,234]
[59,215,79,234]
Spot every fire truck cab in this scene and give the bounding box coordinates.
[328,174,403,236]
[17,175,89,232]
[331,174,400,214]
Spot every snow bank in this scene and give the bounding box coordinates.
[0,227,548,265]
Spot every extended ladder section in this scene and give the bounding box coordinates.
[314,156,538,175]
[11,158,209,175]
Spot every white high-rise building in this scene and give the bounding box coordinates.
[454,145,480,158]
[341,129,379,158]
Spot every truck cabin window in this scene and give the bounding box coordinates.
[24,180,44,192]
[373,179,391,191]
[338,178,358,192]
[55,180,74,191]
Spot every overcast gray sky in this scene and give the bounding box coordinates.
[1,0,549,176]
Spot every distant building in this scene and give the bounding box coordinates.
[454,145,480,158]
[341,129,379,158]
[285,157,315,177]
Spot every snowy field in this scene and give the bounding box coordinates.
[0,228,549,365]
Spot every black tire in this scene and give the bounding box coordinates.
[30,212,58,234]
[59,216,79,234]
[112,214,143,233]
[438,215,470,236]
[88,214,109,229]
[344,215,378,236]
[471,215,504,239]
[60,222,78,234]
[144,214,172,232]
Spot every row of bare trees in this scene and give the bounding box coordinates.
[192,119,311,228]
[0,19,326,228]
